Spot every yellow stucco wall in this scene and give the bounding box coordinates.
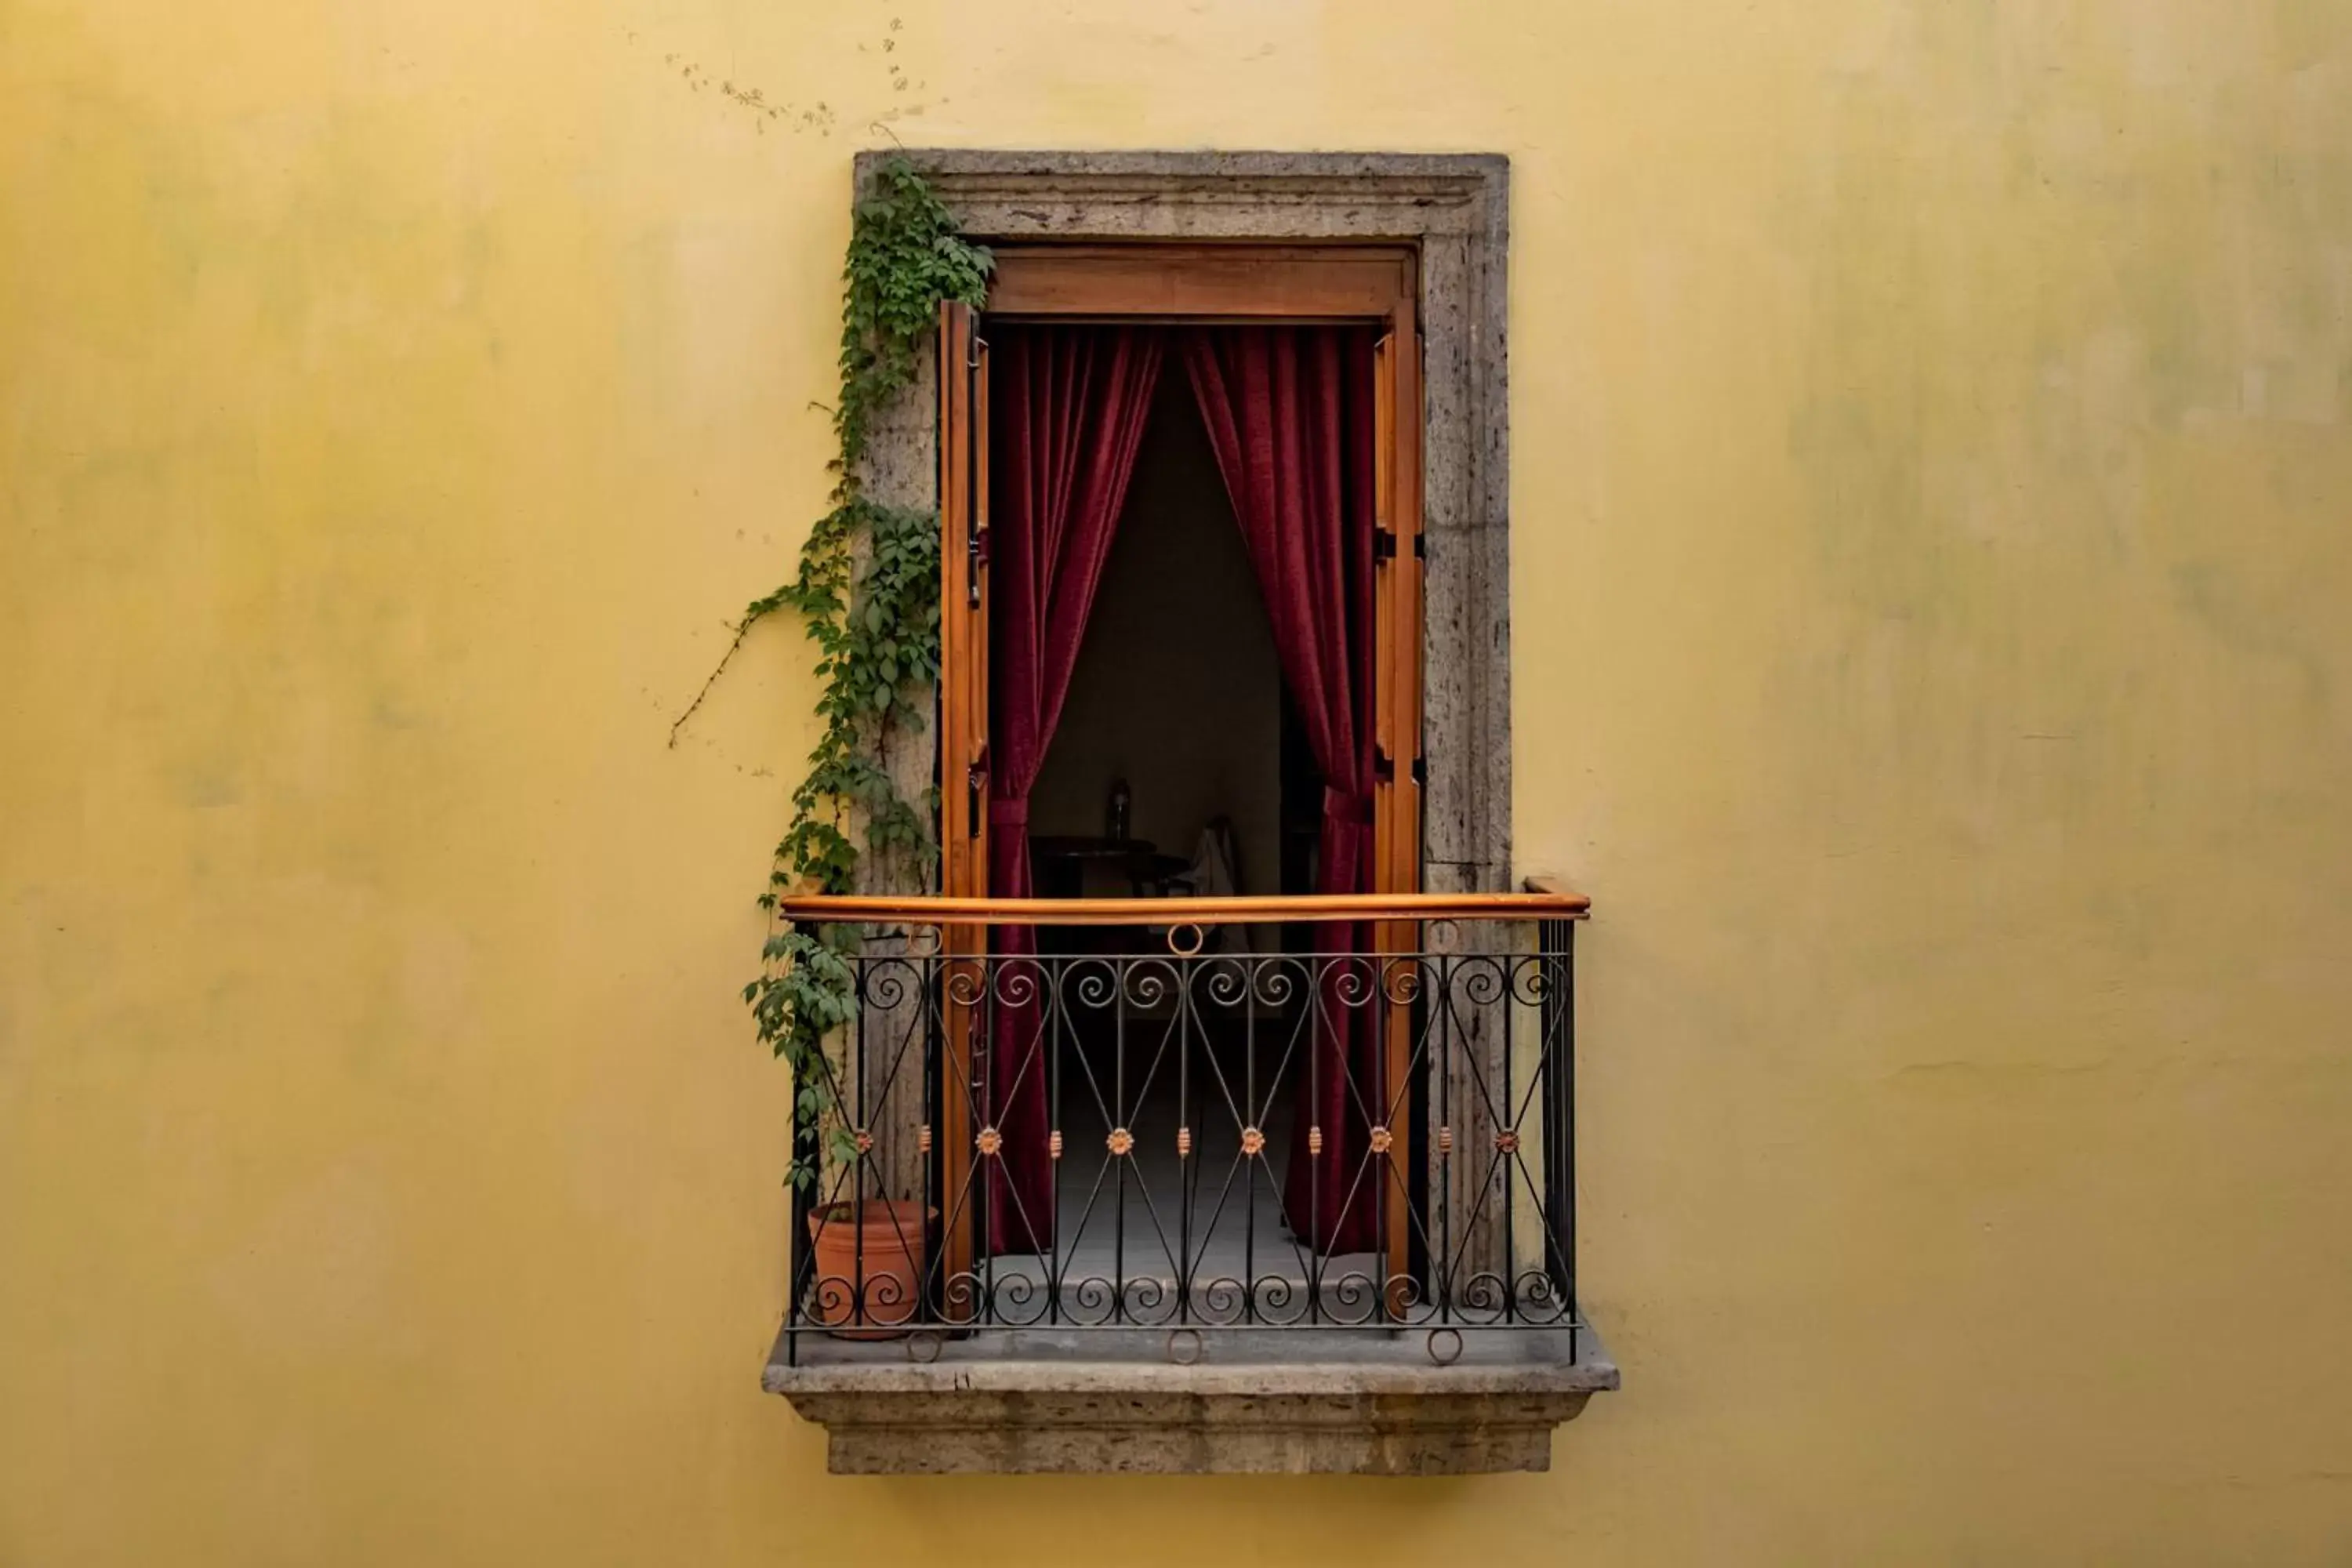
[5,0,2350,1560]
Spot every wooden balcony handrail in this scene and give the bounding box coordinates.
[772,887,1589,927]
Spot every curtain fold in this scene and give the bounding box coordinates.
[1181,325,1383,1257]
[984,323,1165,1254]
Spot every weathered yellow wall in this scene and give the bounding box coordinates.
[5,0,2350,1559]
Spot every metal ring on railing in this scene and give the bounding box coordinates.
[1425,1327,1465,1366]
[1167,1328,1203,1365]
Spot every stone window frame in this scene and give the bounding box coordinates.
[858,150,1514,902]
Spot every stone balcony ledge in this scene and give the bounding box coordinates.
[765,1323,1617,1475]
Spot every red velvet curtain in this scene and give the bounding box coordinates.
[1181,325,1383,1256]
[985,324,1165,1254]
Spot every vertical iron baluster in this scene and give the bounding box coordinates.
[1242,953,1256,1325]
[1048,951,1064,1325]
[923,938,941,1324]
[1364,945,1374,1326]
[1297,951,1318,1327]
[1563,922,1578,1360]
[1114,948,1127,1323]
[1178,951,1192,1325]
[1537,924,1558,1314]
[1243,945,1257,1321]
[787,925,814,1361]
[1307,949,1320,1324]
[856,945,875,1326]
[979,952,993,1327]
[1538,916,1577,1357]
[1501,938,1515,1324]
[1436,947,1451,1327]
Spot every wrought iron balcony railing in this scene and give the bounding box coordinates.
[772,885,1589,1368]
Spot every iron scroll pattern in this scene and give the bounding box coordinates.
[781,917,1581,1363]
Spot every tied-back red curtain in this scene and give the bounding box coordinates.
[1181,325,1383,1256]
[985,324,1165,1254]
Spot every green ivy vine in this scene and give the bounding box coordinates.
[672,158,992,1185]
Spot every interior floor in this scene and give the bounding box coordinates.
[988,1009,1383,1312]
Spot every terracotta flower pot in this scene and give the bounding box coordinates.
[805,1200,931,1339]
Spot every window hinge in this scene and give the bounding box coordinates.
[1373,746,1396,783]
[1374,528,1397,562]
[966,744,989,837]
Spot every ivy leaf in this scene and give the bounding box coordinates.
[688,158,978,1157]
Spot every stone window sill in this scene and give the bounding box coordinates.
[764,1324,1617,1475]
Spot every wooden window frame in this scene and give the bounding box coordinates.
[937,244,1427,1281]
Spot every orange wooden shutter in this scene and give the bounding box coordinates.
[939,300,990,901]
[1370,312,1425,902]
[1371,310,1425,1283]
[936,300,988,1300]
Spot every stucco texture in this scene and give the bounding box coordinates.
[5,0,2350,1561]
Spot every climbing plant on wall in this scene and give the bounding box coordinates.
[673,158,991,1181]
